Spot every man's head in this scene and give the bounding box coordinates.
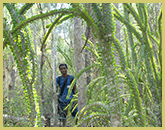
[59,63,68,76]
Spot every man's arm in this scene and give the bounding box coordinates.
[56,85,58,93]
[73,84,77,94]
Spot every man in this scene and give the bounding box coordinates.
[56,63,78,126]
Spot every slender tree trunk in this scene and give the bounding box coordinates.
[114,3,124,95]
[37,4,49,125]
[10,56,15,91]
[74,17,87,127]
[85,3,92,85]
[49,3,58,126]
[8,56,16,100]
[85,33,91,85]
[51,27,58,127]
[38,4,45,114]
[4,62,10,100]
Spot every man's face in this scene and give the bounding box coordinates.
[59,65,67,75]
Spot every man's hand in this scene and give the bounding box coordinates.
[73,84,77,94]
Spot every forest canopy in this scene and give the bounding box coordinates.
[3,3,162,127]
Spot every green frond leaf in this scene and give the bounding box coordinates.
[135,45,145,81]
[12,8,75,34]
[85,76,104,95]
[66,62,101,99]
[57,46,74,70]
[78,101,110,121]
[143,107,158,126]
[123,3,145,31]
[41,14,64,48]
[19,3,35,15]
[76,113,111,127]
[46,14,74,28]
[113,4,144,45]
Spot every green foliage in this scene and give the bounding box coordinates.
[123,4,137,67]
[41,14,64,49]
[85,76,104,103]
[76,101,111,126]
[19,3,35,15]
[3,3,162,127]
[113,38,127,71]
[67,62,101,99]
[11,8,76,34]
[3,3,42,127]
[57,45,75,73]
[71,3,99,39]
[82,34,100,62]
[46,14,74,28]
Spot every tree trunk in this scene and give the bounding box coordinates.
[99,3,122,127]
[74,17,87,127]
[50,4,58,125]
[4,61,10,100]
[8,56,16,100]
[85,3,92,85]
[114,3,124,95]
[37,4,50,126]
[51,28,58,126]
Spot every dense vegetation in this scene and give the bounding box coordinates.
[3,3,162,127]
